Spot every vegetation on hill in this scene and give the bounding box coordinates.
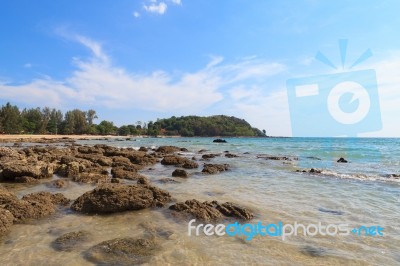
[147,115,266,137]
[0,102,266,137]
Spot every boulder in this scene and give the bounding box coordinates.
[0,162,54,181]
[337,157,348,163]
[225,153,238,158]
[213,139,227,143]
[202,164,229,174]
[84,238,159,265]
[111,167,147,181]
[202,154,220,160]
[71,183,171,214]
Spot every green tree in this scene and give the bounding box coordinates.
[0,102,22,134]
[97,120,116,135]
[86,109,98,126]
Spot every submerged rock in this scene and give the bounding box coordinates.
[337,157,348,163]
[213,139,227,143]
[71,183,171,214]
[225,153,238,158]
[300,245,327,257]
[52,230,92,251]
[202,164,229,174]
[172,169,188,178]
[158,178,180,184]
[202,154,220,160]
[169,199,253,222]
[85,237,159,265]
[156,146,181,154]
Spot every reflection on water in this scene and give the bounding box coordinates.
[1,137,399,265]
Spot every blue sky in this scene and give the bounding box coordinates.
[1,0,399,136]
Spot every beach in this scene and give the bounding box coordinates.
[0,137,399,265]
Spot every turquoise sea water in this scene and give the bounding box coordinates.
[1,137,399,265]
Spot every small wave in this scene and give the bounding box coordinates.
[320,170,400,183]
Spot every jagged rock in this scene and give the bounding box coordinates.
[71,183,171,214]
[52,230,92,251]
[202,154,220,160]
[72,173,108,184]
[169,199,253,222]
[1,191,69,222]
[202,164,229,174]
[161,155,198,169]
[139,147,148,152]
[14,176,40,184]
[84,238,159,265]
[172,169,188,178]
[49,179,67,188]
[156,146,181,154]
[0,208,14,236]
[111,167,147,181]
[0,162,54,181]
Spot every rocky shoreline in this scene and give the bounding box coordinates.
[0,140,253,265]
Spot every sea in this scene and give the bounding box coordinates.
[0,137,399,265]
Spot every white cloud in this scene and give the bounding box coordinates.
[133,11,140,18]
[143,2,167,15]
[170,0,182,5]
[0,35,285,114]
[24,63,32,68]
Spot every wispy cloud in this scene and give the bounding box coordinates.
[133,11,140,18]
[143,2,167,15]
[170,0,182,5]
[0,34,285,113]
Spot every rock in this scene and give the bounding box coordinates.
[202,154,220,160]
[2,191,69,222]
[158,178,180,184]
[225,153,238,158]
[198,149,207,153]
[169,199,223,222]
[111,178,121,183]
[49,179,67,188]
[213,201,254,220]
[0,162,54,181]
[156,146,181,154]
[213,139,227,143]
[139,147,148,152]
[75,154,113,166]
[169,199,253,222]
[111,167,147,181]
[161,155,199,169]
[14,176,39,184]
[52,231,92,251]
[309,168,322,174]
[56,162,82,178]
[85,238,159,265]
[71,183,171,214]
[318,208,344,215]
[202,164,229,174]
[337,157,348,163]
[77,146,104,155]
[172,169,188,178]
[0,208,14,236]
[72,173,108,184]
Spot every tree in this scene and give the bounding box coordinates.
[118,125,130,136]
[47,109,63,134]
[0,103,22,134]
[86,109,98,125]
[63,109,88,134]
[97,120,116,135]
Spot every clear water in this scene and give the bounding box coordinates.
[1,137,399,265]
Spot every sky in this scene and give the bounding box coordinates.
[0,0,399,137]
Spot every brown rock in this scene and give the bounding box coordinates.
[156,146,181,154]
[71,183,171,214]
[0,208,14,236]
[225,153,238,158]
[172,169,188,178]
[84,238,159,265]
[169,199,253,222]
[202,164,229,174]
[111,167,147,181]
[52,230,92,251]
[161,155,198,169]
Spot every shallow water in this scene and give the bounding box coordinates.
[1,137,399,265]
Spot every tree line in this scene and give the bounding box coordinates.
[0,102,266,137]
